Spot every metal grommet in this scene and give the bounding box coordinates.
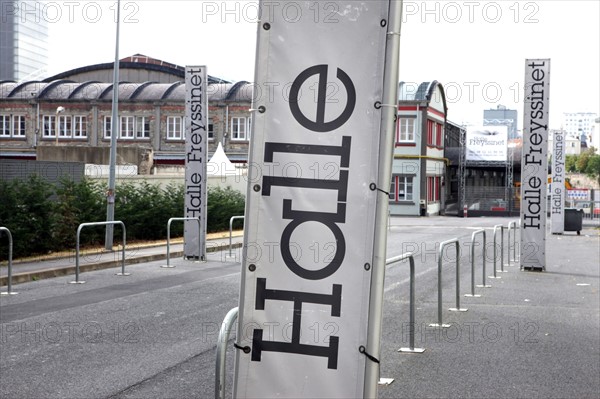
[243,346,251,354]
[380,19,387,27]
[374,101,382,109]
[258,105,266,113]
[248,264,256,272]
[364,263,371,271]
[359,345,366,354]
[369,183,377,191]
[263,22,271,30]
[253,184,261,192]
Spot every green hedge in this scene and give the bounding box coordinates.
[0,177,244,259]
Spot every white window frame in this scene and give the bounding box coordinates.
[208,123,214,140]
[12,115,26,137]
[398,118,415,142]
[104,116,112,139]
[167,116,183,140]
[231,117,248,141]
[136,116,150,139]
[397,175,414,201]
[0,115,11,137]
[120,116,135,140]
[43,115,57,138]
[73,116,87,138]
[57,115,72,138]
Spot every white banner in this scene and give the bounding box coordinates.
[233,1,390,397]
[184,66,207,260]
[520,59,550,270]
[551,130,565,234]
[466,125,508,161]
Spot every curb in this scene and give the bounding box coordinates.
[0,242,243,287]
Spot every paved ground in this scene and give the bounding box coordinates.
[1,216,598,398]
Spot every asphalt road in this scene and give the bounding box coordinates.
[1,216,598,398]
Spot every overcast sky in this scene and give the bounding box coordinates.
[45,0,599,129]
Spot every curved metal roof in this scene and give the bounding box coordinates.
[0,81,255,102]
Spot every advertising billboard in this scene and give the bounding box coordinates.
[466,125,508,161]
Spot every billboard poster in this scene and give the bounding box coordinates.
[466,125,508,161]
[520,59,550,270]
[184,66,207,260]
[551,130,565,234]
[232,1,391,397]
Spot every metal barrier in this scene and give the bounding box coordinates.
[430,238,465,328]
[215,307,239,399]
[227,216,245,258]
[0,227,17,295]
[489,224,504,279]
[386,252,425,353]
[507,220,519,264]
[73,221,127,284]
[465,229,486,297]
[162,217,201,268]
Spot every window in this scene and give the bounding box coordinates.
[105,115,149,139]
[427,176,441,202]
[13,115,25,137]
[73,116,87,138]
[136,116,150,139]
[43,115,57,138]
[427,120,434,146]
[0,115,9,137]
[121,116,135,139]
[58,115,72,138]
[436,122,443,147]
[208,123,214,140]
[231,117,248,140]
[397,118,415,143]
[390,175,414,202]
[167,116,183,140]
[104,116,112,139]
[0,115,25,138]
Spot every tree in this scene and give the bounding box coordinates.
[565,154,578,173]
[585,154,600,187]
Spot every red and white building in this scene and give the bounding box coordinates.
[390,81,448,216]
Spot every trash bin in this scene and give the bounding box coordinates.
[564,208,583,235]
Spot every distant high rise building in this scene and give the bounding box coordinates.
[562,112,598,149]
[483,105,518,139]
[0,0,48,81]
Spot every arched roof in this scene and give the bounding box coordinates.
[0,81,255,103]
[398,80,448,116]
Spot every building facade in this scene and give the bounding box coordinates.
[0,0,49,81]
[562,112,599,150]
[483,105,518,139]
[390,81,447,216]
[0,56,253,171]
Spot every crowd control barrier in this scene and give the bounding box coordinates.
[73,221,127,284]
[386,252,425,353]
[0,227,17,295]
[507,220,519,265]
[489,225,504,279]
[162,217,201,268]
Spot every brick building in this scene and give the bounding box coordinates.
[0,55,253,172]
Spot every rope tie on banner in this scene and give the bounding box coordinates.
[233,342,251,354]
[359,346,380,364]
[387,31,401,37]
[369,183,389,197]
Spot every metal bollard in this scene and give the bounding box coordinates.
[72,221,127,284]
[386,253,425,353]
[215,307,239,399]
[429,238,465,328]
[507,220,519,264]
[465,229,486,297]
[0,227,17,295]
[488,225,504,279]
[227,216,245,259]
[162,217,201,268]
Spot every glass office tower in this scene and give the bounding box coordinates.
[1,0,48,81]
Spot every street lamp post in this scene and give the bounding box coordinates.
[105,0,121,250]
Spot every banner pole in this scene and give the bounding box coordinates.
[364,1,403,397]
